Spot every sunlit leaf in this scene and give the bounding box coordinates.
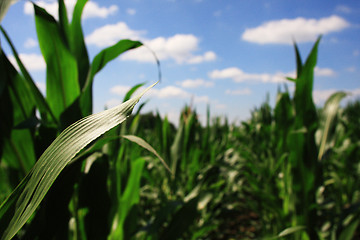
[318,91,347,160]
[122,135,172,174]
[0,0,15,23]
[0,82,158,240]
[278,226,306,237]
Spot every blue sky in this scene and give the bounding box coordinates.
[1,0,360,125]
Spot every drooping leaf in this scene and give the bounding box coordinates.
[0,82,158,240]
[123,82,145,102]
[278,226,306,237]
[318,91,347,160]
[80,39,143,115]
[122,135,172,174]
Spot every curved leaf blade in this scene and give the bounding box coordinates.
[123,82,145,102]
[0,82,158,240]
[122,135,172,174]
[318,91,347,160]
[278,226,306,237]
[80,39,142,115]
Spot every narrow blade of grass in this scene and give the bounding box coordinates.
[122,135,172,174]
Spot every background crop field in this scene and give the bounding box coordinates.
[1,1,360,240]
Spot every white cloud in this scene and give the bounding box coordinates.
[24,0,118,20]
[187,51,216,64]
[109,84,210,103]
[24,0,59,17]
[126,8,136,15]
[35,81,46,93]
[313,88,360,104]
[335,5,352,14]
[83,1,118,19]
[315,67,336,77]
[86,21,216,64]
[120,34,217,64]
[353,50,360,56]
[215,103,226,109]
[110,85,132,95]
[346,66,356,72]
[242,15,350,44]
[212,100,227,109]
[194,95,210,103]
[213,10,222,17]
[209,67,291,83]
[177,78,214,88]
[85,22,146,47]
[110,84,189,99]
[105,98,122,108]
[8,53,46,71]
[24,38,38,48]
[149,86,190,98]
[225,88,252,95]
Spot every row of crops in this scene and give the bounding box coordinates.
[1,0,359,239]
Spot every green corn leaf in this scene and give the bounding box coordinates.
[0,81,158,240]
[339,218,360,240]
[88,40,143,82]
[294,41,303,78]
[318,91,347,161]
[0,49,37,175]
[294,36,321,128]
[0,0,15,23]
[123,82,145,102]
[58,0,70,46]
[80,39,143,115]
[287,37,322,239]
[122,135,172,174]
[159,197,200,240]
[170,119,184,177]
[34,4,80,119]
[109,157,145,240]
[0,26,57,124]
[69,0,89,91]
[278,226,306,237]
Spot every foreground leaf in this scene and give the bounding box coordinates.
[0,82,158,240]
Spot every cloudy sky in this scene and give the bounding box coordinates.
[1,0,360,125]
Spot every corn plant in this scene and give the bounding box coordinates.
[0,1,162,239]
[1,1,359,239]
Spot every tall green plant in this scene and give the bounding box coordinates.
[0,0,160,239]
